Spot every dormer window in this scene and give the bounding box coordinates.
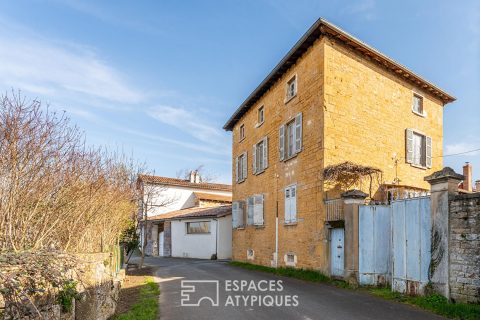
[412,94,424,116]
[286,75,297,102]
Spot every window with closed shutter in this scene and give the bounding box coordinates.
[247,197,254,225]
[253,194,264,225]
[285,185,297,223]
[232,201,245,228]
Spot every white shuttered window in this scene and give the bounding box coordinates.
[253,194,264,226]
[279,113,302,161]
[253,137,268,174]
[236,152,248,183]
[405,129,432,168]
[284,185,297,223]
[232,201,245,228]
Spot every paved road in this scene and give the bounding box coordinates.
[143,257,445,320]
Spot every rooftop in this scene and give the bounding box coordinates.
[148,205,232,221]
[138,174,232,192]
[223,18,455,131]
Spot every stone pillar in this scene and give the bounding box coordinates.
[425,167,464,299]
[163,221,172,257]
[342,189,368,286]
[151,224,159,256]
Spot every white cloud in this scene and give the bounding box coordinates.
[445,142,480,156]
[147,105,226,144]
[342,0,376,20]
[0,19,145,105]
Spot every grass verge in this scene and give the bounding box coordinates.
[369,288,480,320]
[230,261,480,320]
[114,277,160,320]
[229,261,350,288]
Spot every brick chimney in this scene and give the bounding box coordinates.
[189,171,195,183]
[462,162,472,192]
[194,171,201,183]
[476,180,480,192]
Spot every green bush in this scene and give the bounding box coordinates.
[57,280,79,312]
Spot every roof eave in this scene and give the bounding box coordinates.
[223,18,455,131]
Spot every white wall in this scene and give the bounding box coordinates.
[171,215,232,259]
[217,216,232,259]
[144,184,231,217]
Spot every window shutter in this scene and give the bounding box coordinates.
[284,188,290,223]
[252,144,257,174]
[237,201,245,227]
[405,129,414,164]
[291,186,297,222]
[279,125,285,161]
[263,137,268,169]
[426,136,432,168]
[242,152,247,180]
[232,202,239,228]
[235,157,239,183]
[295,113,302,153]
[247,197,254,225]
[253,194,264,225]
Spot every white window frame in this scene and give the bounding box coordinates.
[405,128,432,169]
[412,93,426,117]
[284,184,297,224]
[239,124,245,141]
[285,75,297,102]
[279,113,302,161]
[257,106,265,126]
[186,221,211,234]
[253,137,268,174]
[235,152,248,183]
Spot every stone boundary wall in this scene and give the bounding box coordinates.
[0,252,125,320]
[449,193,480,303]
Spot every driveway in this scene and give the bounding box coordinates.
[143,257,445,320]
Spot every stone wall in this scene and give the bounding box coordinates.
[0,252,124,320]
[449,193,480,303]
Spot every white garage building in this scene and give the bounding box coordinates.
[138,172,232,259]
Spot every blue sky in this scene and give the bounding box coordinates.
[0,0,478,183]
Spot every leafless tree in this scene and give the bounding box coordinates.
[136,176,177,267]
[0,91,138,253]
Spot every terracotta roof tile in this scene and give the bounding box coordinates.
[138,174,232,192]
[148,205,232,221]
[194,192,232,203]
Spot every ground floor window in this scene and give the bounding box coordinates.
[186,221,210,234]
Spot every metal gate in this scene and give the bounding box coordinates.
[359,205,391,285]
[331,228,345,277]
[392,197,431,294]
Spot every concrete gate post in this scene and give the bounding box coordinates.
[342,189,368,285]
[425,167,464,299]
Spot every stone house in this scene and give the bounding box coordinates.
[137,172,233,259]
[223,18,455,273]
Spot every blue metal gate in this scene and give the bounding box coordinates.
[359,205,391,285]
[392,197,431,295]
[358,197,431,294]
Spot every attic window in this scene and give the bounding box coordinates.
[286,75,297,102]
[239,124,245,141]
[412,94,424,116]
